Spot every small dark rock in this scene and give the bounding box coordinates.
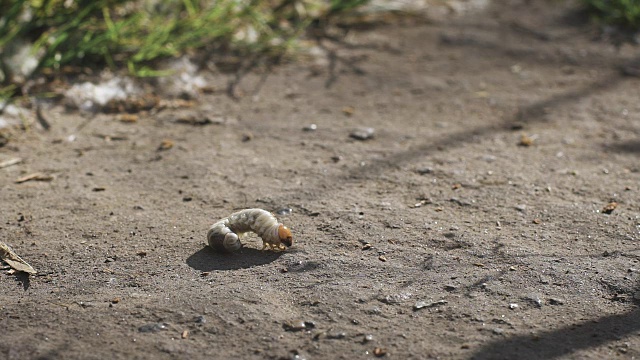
[514,204,527,212]
[523,293,543,308]
[194,315,206,324]
[548,298,565,305]
[327,332,347,339]
[283,320,314,332]
[138,323,168,333]
[416,167,434,175]
[449,198,473,207]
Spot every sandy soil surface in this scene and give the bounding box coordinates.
[1,1,640,359]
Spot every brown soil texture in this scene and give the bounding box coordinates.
[2,1,640,359]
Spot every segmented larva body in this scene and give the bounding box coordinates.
[207,208,293,252]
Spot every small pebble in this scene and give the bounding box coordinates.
[416,167,433,175]
[493,328,504,335]
[138,323,168,333]
[362,243,372,250]
[303,124,317,131]
[413,299,447,311]
[342,106,355,116]
[518,134,534,146]
[276,208,293,216]
[548,298,564,305]
[378,255,387,262]
[350,127,375,140]
[327,332,347,339]
[524,293,543,307]
[602,202,618,214]
[380,293,411,305]
[157,139,174,151]
[363,334,374,343]
[481,154,497,163]
[373,347,387,357]
[194,315,206,324]
[509,303,518,309]
[241,133,253,142]
[283,320,315,332]
[414,301,428,310]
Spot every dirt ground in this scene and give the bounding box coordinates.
[1,0,640,359]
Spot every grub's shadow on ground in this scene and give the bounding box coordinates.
[186,246,283,271]
[470,307,640,360]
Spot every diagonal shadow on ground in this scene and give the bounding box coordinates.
[265,18,639,360]
[470,307,640,360]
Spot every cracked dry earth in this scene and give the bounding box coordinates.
[1,1,640,359]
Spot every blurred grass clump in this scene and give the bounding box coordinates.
[0,0,369,97]
[583,0,640,29]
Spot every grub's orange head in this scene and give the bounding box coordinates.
[278,224,293,247]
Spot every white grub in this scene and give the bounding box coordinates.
[207,208,293,252]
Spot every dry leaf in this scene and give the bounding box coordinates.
[158,139,174,151]
[342,106,355,116]
[0,241,36,274]
[118,114,139,123]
